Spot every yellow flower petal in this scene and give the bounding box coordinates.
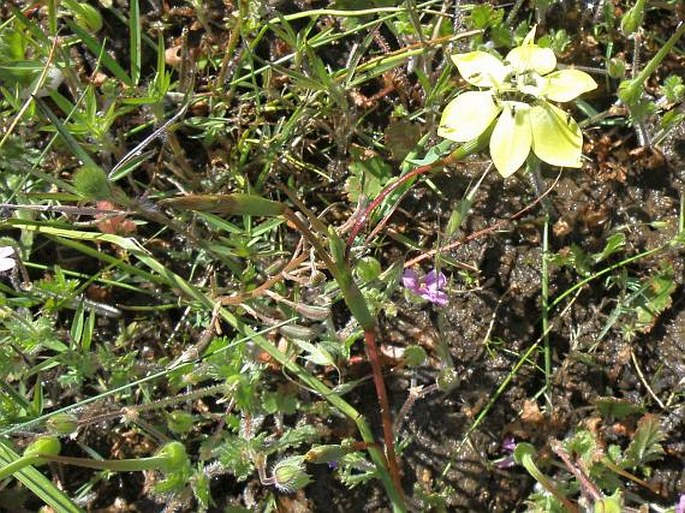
[530,102,583,168]
[451,51,508,88]
[438,91,500,142]
[544,69,598,102]
[490,102,532,177]
[506,44,556,75]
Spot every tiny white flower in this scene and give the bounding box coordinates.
[0,246,16,273]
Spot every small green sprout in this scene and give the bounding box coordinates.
[439,27,597,177]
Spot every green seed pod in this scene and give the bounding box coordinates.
[304,445,346,465]
[73,165,113,201]
[156,441,189,474]
[46,413,79,435]
[620,0,646,36]
[166,411,194,435]
[272,455,312,493]
[24,436,61,464]
[607,58,626,80]
[73,3,103,33]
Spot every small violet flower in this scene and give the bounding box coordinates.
[0,246,16,273]
[494,436,517,469]
[676,493,685,513]
[402,268,448,307]
[439,26,597,178]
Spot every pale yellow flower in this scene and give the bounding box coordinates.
[439,27,597,177]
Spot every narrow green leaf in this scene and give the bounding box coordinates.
[130,0,141,85]
[64,19,133,86]
[33,98,97,174]
[0,440,83,513]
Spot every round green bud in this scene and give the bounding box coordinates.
[607,58,626,80]
[272,456,312,493]
[156,442,189,474]
[46,413,79,435]
[24,436,61,464]
[166,411,194,435]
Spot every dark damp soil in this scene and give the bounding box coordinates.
[7,0,685,512]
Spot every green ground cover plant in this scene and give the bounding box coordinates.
[0,0,684,511]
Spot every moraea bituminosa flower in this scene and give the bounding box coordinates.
[439,27,597,178]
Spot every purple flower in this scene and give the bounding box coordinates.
[676,494,685,513]
[402,268,448,306]
[494,436,516,469]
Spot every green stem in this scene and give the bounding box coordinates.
[514,444,578,513]
[0,455,40,480]
[37,454,167,472]
[346,127,492,249]
[283,211,404,504]
[620,21,685,104]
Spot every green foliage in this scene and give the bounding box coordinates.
[520,412,668,511]
[622,414,666,469]
[661,75,685,104]
[0,1,682,512]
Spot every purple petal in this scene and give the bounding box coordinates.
[502,436,516,452]
[424,270,447,289]
[402,269,420,293]
[494,456,515,469]
[423,289,448,306]
[676,494,685,513]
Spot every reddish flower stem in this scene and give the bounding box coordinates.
[363,328,404,501]
[346,130,491,253]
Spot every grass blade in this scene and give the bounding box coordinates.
[64,19,133,87]
[0,440,83,513]
[129,0,141,86]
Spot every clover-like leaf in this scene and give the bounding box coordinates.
[545,69,598,102]
[451,51,508,88]
[530,102,583,168]
[438,90,500,142]
[490,102,532,177]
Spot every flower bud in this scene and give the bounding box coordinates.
[24,436,61,464]
[304,445,346,465]
[166,411,194,435]
[156,442,189,474]
[621,0,646,36]
[607,58,626,80]
[272,456,311,493]
[46,413,79,435]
